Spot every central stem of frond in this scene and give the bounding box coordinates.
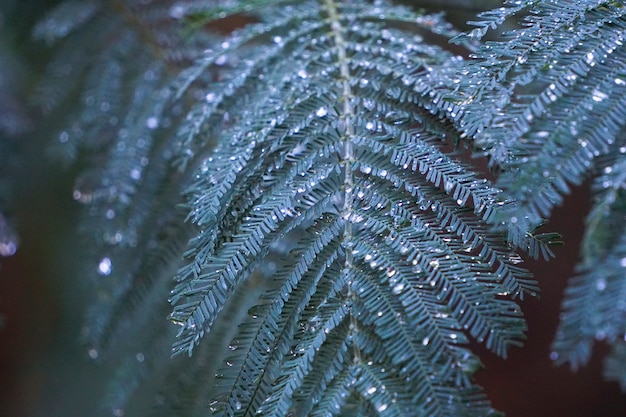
[324,0,361,364]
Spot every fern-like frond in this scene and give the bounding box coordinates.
[32,0,100,45]
[451,0,626,239]
[605,343,626,391]
[552,153,626,373]
[168,1,534,415]
[451,0,626,390]
[30,1,228,414]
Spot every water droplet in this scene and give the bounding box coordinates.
[59,131,69,143]
[615,78,626,86]
[392,283,405,294]
[136,352,145,362]
[377,403,388,412]
[429,259,440,270]
[88,348,98,359]
[362,166,372,174]
[215,55,227,65]
[130,168,141,180]
[273,36,283,44]
[596,279,607,291]
[549,351,559,361]
[297,69,308,79]
[621,257,626,267]
[386,268,396,278]
[367,386,377,395]
[98,257,112,275]
[585,52,595,65]
[592,89,608,102]
[205,92,216,102]
[365,121,375,130]
[316,107,328,117]
[422,337,430,346]
[0,239,17,257]
[146,116,159,129]
[169,4,185,19]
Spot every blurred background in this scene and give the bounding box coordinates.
[1,1,625,416]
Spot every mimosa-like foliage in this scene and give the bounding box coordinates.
[3,0,625,415]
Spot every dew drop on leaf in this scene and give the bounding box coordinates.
[169,4,185,19]
[88,348,98,359]
[316,107,328,117]
[591,89,608,102]
[392,283,405,294]
[146,116,159,129]
[98,257,112,275]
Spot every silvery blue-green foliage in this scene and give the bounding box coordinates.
[29,0,626,416]
[31,1,234,414]
[451,0,626,390]
[167,1,539,416]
